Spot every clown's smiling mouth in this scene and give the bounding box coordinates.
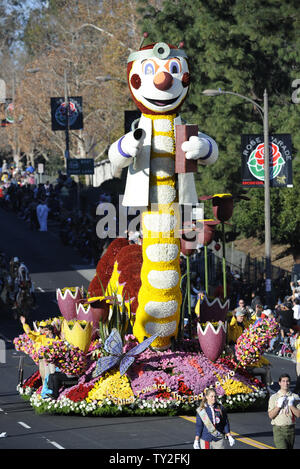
[143,96,180,106]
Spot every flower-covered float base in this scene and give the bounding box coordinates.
[14,236,277,417]
[16,333,268,417]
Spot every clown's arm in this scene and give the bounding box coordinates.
[181,132,218,165]
[108,128,145,176]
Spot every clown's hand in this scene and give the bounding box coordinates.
[182,136,217,165]
[118,128,145,159]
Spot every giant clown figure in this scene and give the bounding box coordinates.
[109,41,218,350]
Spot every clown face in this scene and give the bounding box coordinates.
[127,43,190,115]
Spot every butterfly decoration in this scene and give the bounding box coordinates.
[92,328,158,378]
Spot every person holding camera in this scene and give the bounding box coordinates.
[268,374,300,449]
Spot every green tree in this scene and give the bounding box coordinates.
[137,0,300,249]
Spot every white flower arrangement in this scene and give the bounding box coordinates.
[149,184,176,204]
[145,243,179,263]
[147,269,179,289]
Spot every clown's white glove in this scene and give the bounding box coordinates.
[182,136,210,160]
[118,128,145,159]
[193,439,200,449]
[228,435,235,447]
[182,136,218,166]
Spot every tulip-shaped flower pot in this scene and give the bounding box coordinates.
[197,320,227,362]
[180,221,198,256]
[76,302,93,322]
[61,319,92,353]
[76,300,109,338]
[56,287,82,320]
[89,299,109,324]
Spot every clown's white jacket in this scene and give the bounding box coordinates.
[108,114,218,207]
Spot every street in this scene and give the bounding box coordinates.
[0,206,300,453]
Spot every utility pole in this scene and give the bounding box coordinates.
[263,89,272,306]
[202,88,273,307]
[12,71,19,168]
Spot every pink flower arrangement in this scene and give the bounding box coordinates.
[13,334,39,363]
[39,340,88,376]
[126,344,258,399]
[235,318,280,368]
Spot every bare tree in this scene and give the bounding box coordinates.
[12,0,142,171]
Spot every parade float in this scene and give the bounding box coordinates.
[14,38,279,416]
[14,236,278,417]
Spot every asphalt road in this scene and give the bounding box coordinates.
[0,206,299,455]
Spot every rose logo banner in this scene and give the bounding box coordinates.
[50,96,83,131]
[241,134,293,187]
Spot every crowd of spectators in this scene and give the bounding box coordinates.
[0,162,110,266]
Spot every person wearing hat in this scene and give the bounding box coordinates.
[261,307,272,320]
[227,307,253,345]
[20,316,59,382]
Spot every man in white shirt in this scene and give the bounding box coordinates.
[268,373,300,449]
[293,298,300,325]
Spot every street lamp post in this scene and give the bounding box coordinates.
[64,69,70,160]
[202,88,272,306]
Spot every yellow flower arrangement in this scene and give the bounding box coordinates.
[129,114,183,351]
[86,370,134,404]
[215,373,255,395]
[133,207,181,351]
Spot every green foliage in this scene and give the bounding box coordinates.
[96,275,131,345]
[138,0,300,249]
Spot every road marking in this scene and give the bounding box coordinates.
[37,287,45,292]
[47,439,65,449]
[18,421,31,429]
[180,416,275,449]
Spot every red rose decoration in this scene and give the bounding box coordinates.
[254,142,281,168]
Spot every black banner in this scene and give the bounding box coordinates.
[241,134,293,187]
[51,96,83,131]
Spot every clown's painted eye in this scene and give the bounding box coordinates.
[169,60,181,74]
[143,61,155,75]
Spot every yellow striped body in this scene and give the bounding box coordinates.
[133,114,182,350]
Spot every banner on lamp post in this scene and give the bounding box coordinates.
[51,96,83,131]
[67,158,94,175]
[241,134,293,188]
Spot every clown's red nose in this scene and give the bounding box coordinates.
[153,71,173,91]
